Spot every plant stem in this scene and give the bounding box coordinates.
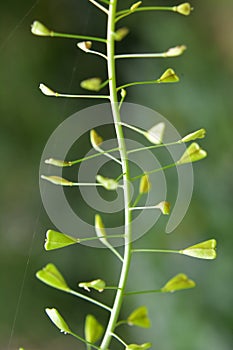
[88,0,109,14]
[115,6,174,23]
[52,31,107,43]
[100,1,132,348]
[117,79,159,91]
[115,52,168,59]
[69,290,112,312]
[132,249,180,254]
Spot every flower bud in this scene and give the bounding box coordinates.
[181,128,206,142]
[130,1,142,11]
[41,175,74,186]
[95,214,108,245]
[39,83,57,96]
[90,129,103,149]
[77,41,92,52]
[45,308,71,334]
[31,21,51,36]
[157,68,179,83]
[80,77,102,92]
[45,158,72,167]
[96,174,118,190]
[121,88,127,99]
[155,201,170,215]
[139,175,151,194]
[115,27,129,41]
[173,3,193,16]
[177,142,207,165]
[165,45,187,57]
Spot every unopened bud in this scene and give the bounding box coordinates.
[31,21,52,36]
[41,175,74,186]
[96,175,118,190]
[77,41,92,52]
[80,77,102,92]
[90,129,103,149]
[45,158,72,167]
[39,83,57,96]
[139,175,151,194]
[165,45,187,57]
[173,3,193,16]
[130,1,142,11]
[95,214,107,244]
[155,201,170,215]
[115,27,129,41]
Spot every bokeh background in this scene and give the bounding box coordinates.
[1,0,232,349]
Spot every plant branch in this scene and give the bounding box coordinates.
[69,289,112,312]
[88,0,109,14]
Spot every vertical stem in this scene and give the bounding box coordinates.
[100,0,132,348]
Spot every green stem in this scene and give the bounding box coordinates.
[67,147,120,166]
[89,0,109,14]
[70,332,101,350]
[110,332,127,346]
[132,248,180,254]
[69,289,112,312]
[117,79,159,91]
[127,141,179,154]
[100,1,132,348]
[115,7,174,23]
[51,31,107,43]
[115,52,168,59]
[131,163,177,181]
[124,289,163,296]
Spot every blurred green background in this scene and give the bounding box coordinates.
[1,0,232,349]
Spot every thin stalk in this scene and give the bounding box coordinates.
[124,289,163,296]
[127,141,180,154]
[69,290,111,312]
[85,49,108,60]
[132,248,180,254]
[96,145,122,165]
[88,0,109,14]
[80,234,125,243]
[110,332,127,346]
[115,7,174,23]
[55,147,120,166]
[70,332,101,350]
[51,31,107,43]
[117,79,159,91]
[115,52,169,59]
[131,163,177,181]
[100,1,132,348]
[53,93,110,99]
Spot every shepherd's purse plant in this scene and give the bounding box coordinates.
[26,1,217,349]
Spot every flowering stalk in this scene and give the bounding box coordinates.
[32,1,217,349]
